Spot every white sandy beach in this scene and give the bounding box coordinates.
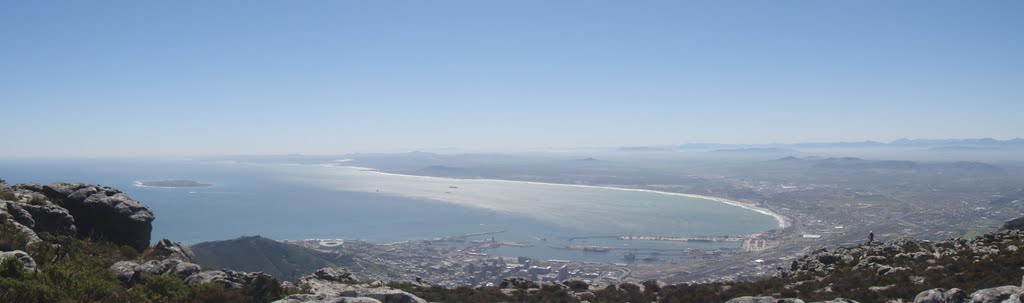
[306,164,789,231]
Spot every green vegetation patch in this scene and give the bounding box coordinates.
[0,233,290,303]
[191,236,357,282]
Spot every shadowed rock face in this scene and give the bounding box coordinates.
[0,203,43,247]
[12,201,76,236]
[15,182,155,251]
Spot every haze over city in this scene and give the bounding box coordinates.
[3,1,1022,157]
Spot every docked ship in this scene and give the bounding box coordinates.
[565,245,611,252]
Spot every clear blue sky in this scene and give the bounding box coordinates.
[2,1,1022,157]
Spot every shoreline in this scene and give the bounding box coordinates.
[321,164,790,229]
[132,180,214,189]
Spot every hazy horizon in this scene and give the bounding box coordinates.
[0,136,1018,158]
[3,1,1022,157]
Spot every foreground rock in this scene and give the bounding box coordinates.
[184,269,275,289]
[0,204,43,249]
[152,238,198,262]
[967,285,1019,303]
[311,267,360,284]
[912,288,967,303]
[724,268,1024,303]
[3,199,76,237]
[14,182,154,250]
[110,259,202,286]
[0,250,38,273]
[274,267,426,303]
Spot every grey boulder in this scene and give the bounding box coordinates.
[914,288,968,303]
[110,261,142,285]
[0,250,38,273]
[312,266,359,284]
[153,238,197,263]
[17,202,77,236]
[968,286,1018,303]
[109,259,203,286]
[184,269,270,289]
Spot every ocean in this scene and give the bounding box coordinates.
[0,158,780,263]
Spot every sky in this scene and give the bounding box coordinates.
[2,1,1022,157]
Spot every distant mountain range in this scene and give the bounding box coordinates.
[618,138,1024,152]
[771,156,1005,174]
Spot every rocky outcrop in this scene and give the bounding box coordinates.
[15,182,154,250]
[0,206,42,249]
[110,256,282,297]
[12,201,77,236]
[0,250,38,273]
[722,268,1024,303]
[6,181,410,303]
[2,200,37,228]
[913,288,967,303]
[967,286,1018,303]
[110,261,141,285]
[782,230,1024,279]
[173,262,203,278]
[183,269,272,289]
[755,225,1024,302]
[311,267,359,284]
[153,238,197,263]
[110,259,203,286]
[273,267,426,303]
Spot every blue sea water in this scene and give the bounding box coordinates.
[0,159,778,263]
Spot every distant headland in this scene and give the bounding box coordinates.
[134,179,213,188]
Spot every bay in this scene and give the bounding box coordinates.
[0,159,780,263]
